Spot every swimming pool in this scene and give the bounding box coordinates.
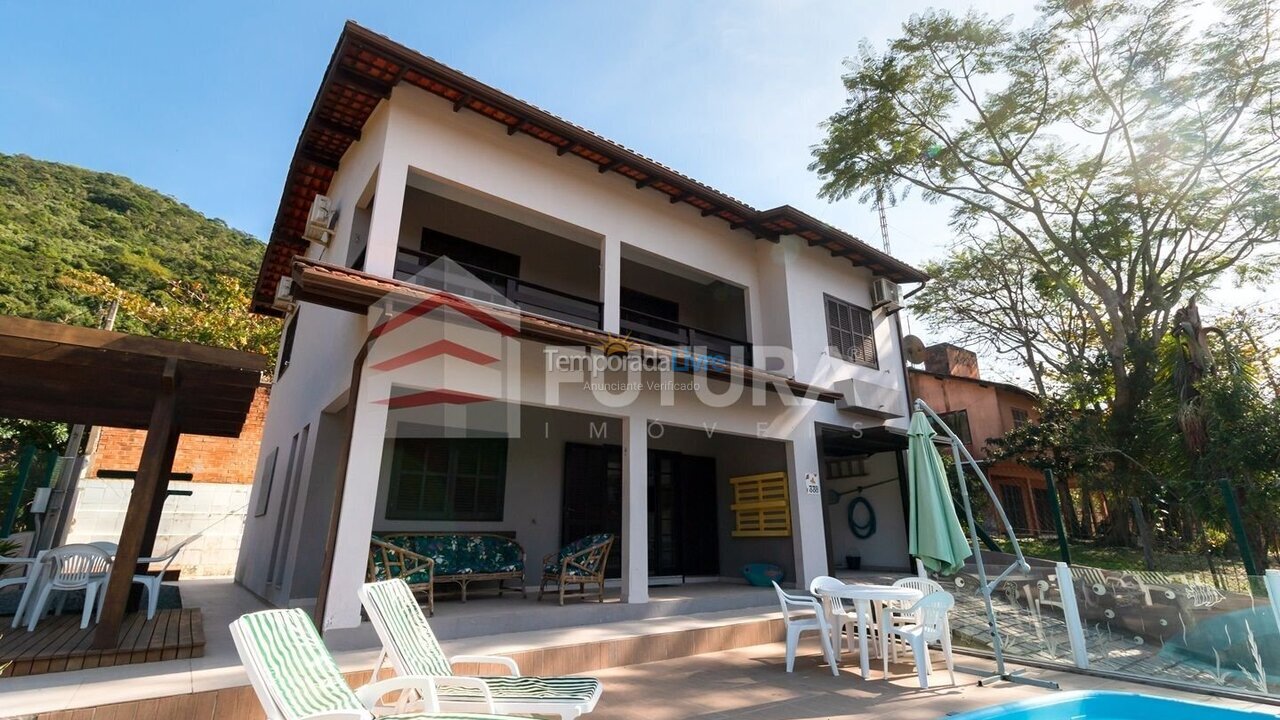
[944,691,1277,720]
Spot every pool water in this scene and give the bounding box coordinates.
[943,691,1277,720]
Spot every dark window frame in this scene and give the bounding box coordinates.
[1011,407,1030,428]
[937,409,973,445]
[277,310,299,380]
[824,294,878,368]
[386,437,508,521]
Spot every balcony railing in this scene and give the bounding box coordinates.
[394,247,603,329]
[620,307,753,365]
[392,247,751,362]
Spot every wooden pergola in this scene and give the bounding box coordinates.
[0,316,267,649]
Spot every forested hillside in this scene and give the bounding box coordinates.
[0,153,269,338]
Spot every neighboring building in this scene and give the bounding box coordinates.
[908,344,1050,535]
[65,383,271,577]
[237,22,929,628]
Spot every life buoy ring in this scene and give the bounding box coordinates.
[847,496,877,539]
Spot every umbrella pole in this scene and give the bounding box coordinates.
[914,399,1059,690]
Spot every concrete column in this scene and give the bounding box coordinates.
[362,160,408,278]
[321,371,391,630]
[621,415,648,603]
[785,427,827,588]
[600,236,621,334]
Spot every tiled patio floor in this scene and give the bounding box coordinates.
[587,641,1277,720]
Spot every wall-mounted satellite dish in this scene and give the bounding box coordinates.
[903,335,927,365]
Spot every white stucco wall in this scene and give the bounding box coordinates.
[238,78,916,621]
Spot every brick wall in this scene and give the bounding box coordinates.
[85,383,270,485]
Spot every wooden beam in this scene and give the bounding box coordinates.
[131,427,181,611]
[452,93,471,112]
[333,67,392,99]
[669,192,690,204]
[506,120,522,136]
[598,159,624,174]
[299,150,340,172]
[557,143,577,156]
[0,316,266,372]
[312,339,371,632]
[635,176,659,189]
[312,118,361,142]
[93,359,179,650]
[701,207,720,217]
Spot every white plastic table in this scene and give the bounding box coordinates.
[815,582,922,679]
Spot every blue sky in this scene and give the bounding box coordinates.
[0,0,1033,268]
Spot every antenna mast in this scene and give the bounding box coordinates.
[876,188,891,253]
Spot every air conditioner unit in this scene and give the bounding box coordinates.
[303,194,337,245]
[273,276,296,312]
[871,277,900,311]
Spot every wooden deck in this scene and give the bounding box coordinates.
[0,608,204,677]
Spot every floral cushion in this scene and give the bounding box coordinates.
[543,533,614,576]
[377,534,524,576]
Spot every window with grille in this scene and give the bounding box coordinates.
[1000,484,1029,532]
[824,295,878,367]
[1012,407,1030,428]
[387,438,507,521]
[937,410,973,445]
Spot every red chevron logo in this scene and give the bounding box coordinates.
[370,290,517,340]
[370,339,500,371]
[375,388,495,409]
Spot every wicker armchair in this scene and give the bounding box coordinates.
[538,534,615,606]
[367,536,435,615]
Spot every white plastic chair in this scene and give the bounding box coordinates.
[26,544,112,631]
[771,581,838,676]
[809,575,871,657]
[885,576,945,660]
[89,536,196,619]
[880,590,955,688]
[132,536,200,620]
[1,552,41,629]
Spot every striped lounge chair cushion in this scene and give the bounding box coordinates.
[235,609,515,720]
[363,579,603,709]
[437,675,603,704]
[235,608,367,719]
[388,716,532,720]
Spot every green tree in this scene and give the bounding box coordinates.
[63,270,279,368]
[812,0,1280,539]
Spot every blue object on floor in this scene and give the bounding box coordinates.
[741,563,784,587]
[941,691,1275,720]
[0,583,183,616]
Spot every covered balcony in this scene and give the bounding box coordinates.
[619,248,752,364]
[345,177,752,364]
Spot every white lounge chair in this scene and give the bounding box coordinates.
[771,581,839,677]
[230,607,510,720]
[880,590,956,688]
[359,579,603,719]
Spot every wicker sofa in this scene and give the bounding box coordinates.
[367,533,526,615]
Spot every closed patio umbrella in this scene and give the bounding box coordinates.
[907,410,972,575]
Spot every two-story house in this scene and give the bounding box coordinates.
[236,22,928,631]
[907,343,1050,535]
